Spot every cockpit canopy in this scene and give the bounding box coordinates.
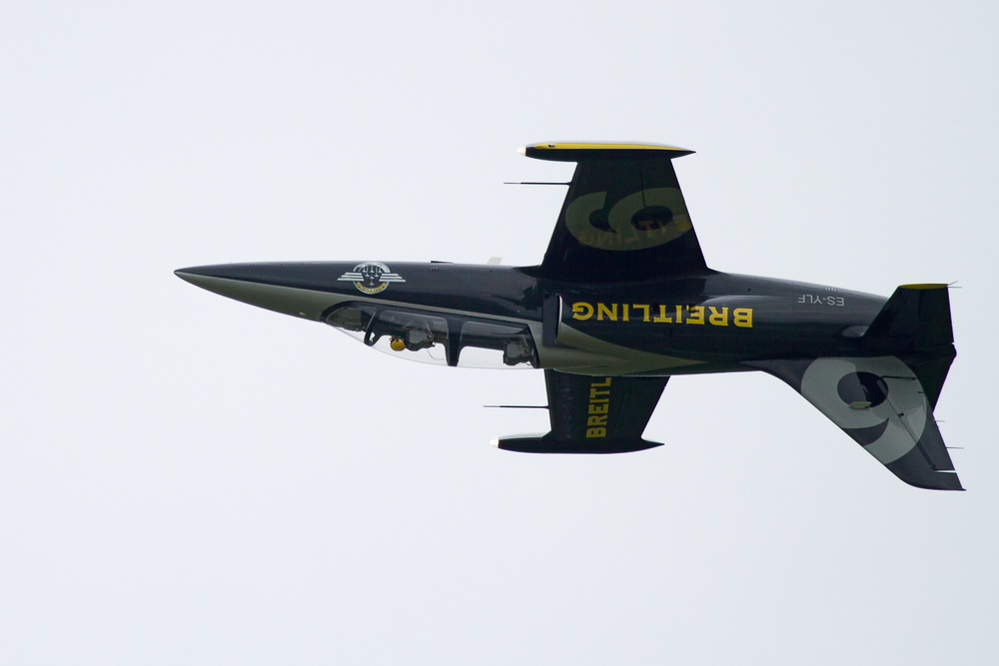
[324,303,537,369]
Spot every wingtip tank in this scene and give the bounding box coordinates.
[520,141,694,161]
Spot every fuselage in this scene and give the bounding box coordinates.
[175,261,887,377]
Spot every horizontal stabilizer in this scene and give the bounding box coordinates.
[752,356,962,490]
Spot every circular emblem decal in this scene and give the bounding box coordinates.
[337,262,406,295]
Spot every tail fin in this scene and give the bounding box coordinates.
[755,355,962,490]
[748,285,961,490]
[862,284,956,409]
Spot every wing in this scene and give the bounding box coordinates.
[522,142,708,282]
[493,370,668,453]
[753,356,963,490]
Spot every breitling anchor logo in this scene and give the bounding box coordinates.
[337,262,406,295]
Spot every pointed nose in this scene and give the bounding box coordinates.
[174,263,347,321]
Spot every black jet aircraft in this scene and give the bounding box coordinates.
[176,142,961,490]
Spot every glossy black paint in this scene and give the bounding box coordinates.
[176,261,890,370]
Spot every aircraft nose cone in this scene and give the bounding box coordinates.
[174,262,288,284]
[174,265,222,287]
[174,263,344,321]
[174,264,235,293]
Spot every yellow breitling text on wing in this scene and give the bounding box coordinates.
[586,377,612,439]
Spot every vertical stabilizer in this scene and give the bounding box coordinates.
[750,284,960,490]
[862,284,956,409]
[752,356,962,490]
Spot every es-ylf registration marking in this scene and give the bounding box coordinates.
[798,294,845,307]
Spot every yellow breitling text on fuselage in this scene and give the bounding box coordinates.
[586,377,612,439]
[570,302,753,328]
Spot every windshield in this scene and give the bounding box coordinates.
[324,304,537,369]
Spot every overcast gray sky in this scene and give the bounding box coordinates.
[3,1,997,663]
